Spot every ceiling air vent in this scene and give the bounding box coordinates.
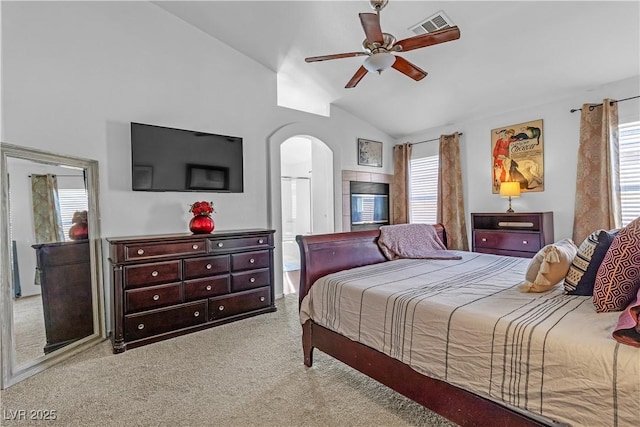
[409,10,455,35]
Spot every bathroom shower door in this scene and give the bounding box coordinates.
[281,177,311,273]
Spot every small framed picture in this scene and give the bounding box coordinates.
[357,138,383,167]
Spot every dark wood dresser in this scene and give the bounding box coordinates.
[471,212,554,258]
[32,240,94,354]
[108,229,276,353]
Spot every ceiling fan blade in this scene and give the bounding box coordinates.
[305,52,368,62]
[391,56,427,81]
[394,26,461,52]
[359,13,384,44]
[345,66,368,89]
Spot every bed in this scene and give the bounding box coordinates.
[296,225,640,427]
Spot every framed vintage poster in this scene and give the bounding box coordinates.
[491,119,544,194]
[357,138,383,167]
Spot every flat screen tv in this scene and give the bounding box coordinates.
[130,122,244,192]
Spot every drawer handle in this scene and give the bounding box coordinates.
[217,242,224,248]
[249,258,255,264]
[481,238,487,242]
[194,311,200,317]
[137,249,144,255]
[258,238,264,244]
[206,263,212,270]
[260,296,265,302]
[137,323,144,330]
[250,277,256,283]
[218,305,225,311]
[522,240,528,245]
[152,294,160,301]
[206,285,212,291]
[192,244,199,250]
[151,271,159,277]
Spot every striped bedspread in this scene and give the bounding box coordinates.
[300,251,640,427]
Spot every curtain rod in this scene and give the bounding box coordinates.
[569,95,640,113]
[28,174,83,178]
[409,132,464,146]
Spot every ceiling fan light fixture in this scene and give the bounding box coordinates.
[363,52,395,73]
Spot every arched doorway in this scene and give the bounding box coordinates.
[280,135,333,294]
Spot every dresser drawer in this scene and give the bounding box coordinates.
[231,250,270,271]
[124,301,206,342]
[231,268,271,292]
[184,275,230,301]
[125,240,207,261]
[123,260,181,289]
[474,231,541,252]
[125,283,182,313]
[183,255,230,279]
[209,235,271,252]
[475,248,538,259]
[208,287,271,321]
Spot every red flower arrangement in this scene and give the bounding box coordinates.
[189,201,215,217]
[69,210,89,240]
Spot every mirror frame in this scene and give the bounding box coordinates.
[0,143,106,389]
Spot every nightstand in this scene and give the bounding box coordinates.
[471,212,554,258]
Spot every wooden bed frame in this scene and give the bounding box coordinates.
[296,226,552,427]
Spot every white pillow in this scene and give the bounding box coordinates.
[520,238,578,293]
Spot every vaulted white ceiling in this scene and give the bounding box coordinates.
[154,1,640,138]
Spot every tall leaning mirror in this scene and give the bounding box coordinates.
[0,143,106,389]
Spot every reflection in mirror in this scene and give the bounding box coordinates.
[1,143,106,389]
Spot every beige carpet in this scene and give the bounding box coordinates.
[0,294,457,427]
[12,294,46,366]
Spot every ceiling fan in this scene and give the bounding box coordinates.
[305,0,461,88]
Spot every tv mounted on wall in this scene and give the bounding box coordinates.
[130,122,244,192]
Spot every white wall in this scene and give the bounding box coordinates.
[1,1,394,306]
[401,76,640,243]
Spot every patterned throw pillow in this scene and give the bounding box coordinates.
[593,217,640,313]
[565,230,616,295]
[520,238,578,293]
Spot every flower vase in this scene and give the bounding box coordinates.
[189,215,214,234]
[69,222,89,240]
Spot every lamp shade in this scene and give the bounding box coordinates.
[363,52,396,73]
[499,181,521,198]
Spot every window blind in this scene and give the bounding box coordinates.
[58,188,88,241]
[619,121,640,226]
[409,155,439,224]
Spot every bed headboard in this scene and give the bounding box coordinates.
[295,224,447,306]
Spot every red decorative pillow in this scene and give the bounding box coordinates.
[593,217,640,313]
[612,285,640,347]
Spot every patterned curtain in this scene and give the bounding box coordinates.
[31,174,65,285]
[31,174,65,244]
[392,143,412,224]
[437,132,469,250]
[572,99,621,244]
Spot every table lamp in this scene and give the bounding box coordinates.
[499,181,521,213]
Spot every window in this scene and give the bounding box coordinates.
[409,155,439,224]
[57,176,88,241]
[619,121,640,226]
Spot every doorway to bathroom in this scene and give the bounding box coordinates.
[280,135,333,294]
